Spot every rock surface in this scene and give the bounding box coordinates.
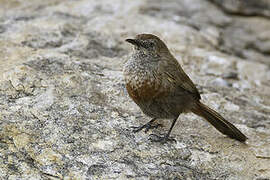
[0,0,270,179]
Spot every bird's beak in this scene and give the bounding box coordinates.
[125,38,140,46]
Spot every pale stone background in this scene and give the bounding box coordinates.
[0,0,270,179]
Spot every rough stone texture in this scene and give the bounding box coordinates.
[210,0,270,17]
[0,0,269,179]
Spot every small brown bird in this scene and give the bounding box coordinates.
[123,34,247,143]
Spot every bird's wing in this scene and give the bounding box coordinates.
[158,55,201,100]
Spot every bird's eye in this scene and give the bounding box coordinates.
[149,42,154,47]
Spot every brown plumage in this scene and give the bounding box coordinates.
[123,33,247,142]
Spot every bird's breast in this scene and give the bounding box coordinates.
[123,63,163,104]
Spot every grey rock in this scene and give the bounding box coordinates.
[210,0,270,17]
[142,0,270,65]
[0,0,269,179]
[210,77,230,87]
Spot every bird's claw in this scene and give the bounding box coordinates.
[149,133,177,143]
[131,123,162,133]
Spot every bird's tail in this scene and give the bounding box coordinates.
[191,101,247,142]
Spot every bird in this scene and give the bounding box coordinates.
[123,33,247,143]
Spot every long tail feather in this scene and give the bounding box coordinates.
[191,101,247,142]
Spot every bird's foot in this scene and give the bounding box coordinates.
[149,133,177,143]
[131,123,163,133]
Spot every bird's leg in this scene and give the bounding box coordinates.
[131,118,162,133]
[149,118,178,143]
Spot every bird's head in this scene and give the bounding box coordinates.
[126,34,169,56]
